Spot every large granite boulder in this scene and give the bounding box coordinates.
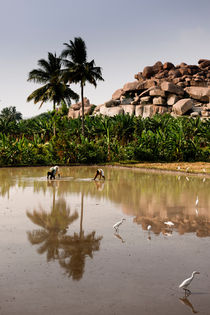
[184,86,210,102]
[112,89,124,100]
[100,105,124,117]
[142,66,155,79]
[161,81,184,96]
[173,98,194,115]
[122,105,135,115]
[163,62,175,70]
[123,81,143,93]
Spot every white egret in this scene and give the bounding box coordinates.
[179,271,200,296]
[113,218,126,231]
[164,221,174,227]
[186,177,189,181]
[203,168,206,173]
[195,196,199,207]
[177,166,181,170]
[203,178,206,183]
[195,208,199,216]
[186,167,190,172]
[147,225,151,231]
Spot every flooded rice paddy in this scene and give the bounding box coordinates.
[0,166,210,315]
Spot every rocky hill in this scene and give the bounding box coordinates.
[68,59,210,119]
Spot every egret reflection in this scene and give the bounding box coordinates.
[179,296,199,314]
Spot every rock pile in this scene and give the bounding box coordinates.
[92,59,210,118]
[68,97,95,119]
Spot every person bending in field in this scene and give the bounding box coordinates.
[93,169,105,180]
[47,166,60,180]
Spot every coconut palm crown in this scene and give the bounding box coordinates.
[27,52,79,110]
[61,37,104,135]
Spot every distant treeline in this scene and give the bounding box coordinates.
[0,110,209,166]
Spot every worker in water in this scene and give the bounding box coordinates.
[93,168,105,180]
[47,166,60,180]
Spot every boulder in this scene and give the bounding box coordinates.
[142,105,154,118]
[140,96,151,104]
[135,105,144,117]
[173,98,194,115]
[168,69,182,78]
[123,81,143,93]
[153,61,163,73]
[201,110,210,117]
[161,81,184,96]
[190,112,200,117]
[121,97,133,105]
[105,99,121,107]
[100,106,124,117]
[149,88,165,97]
[163,62,175,70]
[199,60,210,69]
[184,86,210,102]
[68,109,80,119]
[112,89,124,100]
[167,94,180,106]
[153,97,165,105]
[122,105,135,115]
[79,106,93,116]
[71,103,81,110]
[142,66,155,79]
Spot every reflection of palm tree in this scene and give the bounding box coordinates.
[58,192,102,280]
[27,198,78,261]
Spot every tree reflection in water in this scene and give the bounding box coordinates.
[58,193,102,280]
[27,188,102,280]
[27,198,78,261]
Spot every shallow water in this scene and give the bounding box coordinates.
[0,166,210,315]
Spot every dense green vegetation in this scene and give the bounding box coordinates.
[0,108,209,166]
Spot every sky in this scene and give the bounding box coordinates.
[1,0,210,118]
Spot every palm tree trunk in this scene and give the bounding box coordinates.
[81,81,85,136]
[53,100,56,136]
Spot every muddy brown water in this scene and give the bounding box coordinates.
[0,166,210,315]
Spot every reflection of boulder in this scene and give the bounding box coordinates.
[134,214,210,238]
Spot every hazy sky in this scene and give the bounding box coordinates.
[1,0,210,118]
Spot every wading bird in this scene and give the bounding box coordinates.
[147,225,151,231]
[164,221,174,227]
[179,271,200,296]
[113,218,126,231]
[177,166,181,170]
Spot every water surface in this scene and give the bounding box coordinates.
[0,166,209,315]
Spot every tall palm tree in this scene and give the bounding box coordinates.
[27,52,79,110]
[61,37,104,136]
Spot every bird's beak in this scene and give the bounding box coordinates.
[196,272,200,274]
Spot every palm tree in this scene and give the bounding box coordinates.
[27,52,79,110]
[0,106,22,123]
[61,37,104,136]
